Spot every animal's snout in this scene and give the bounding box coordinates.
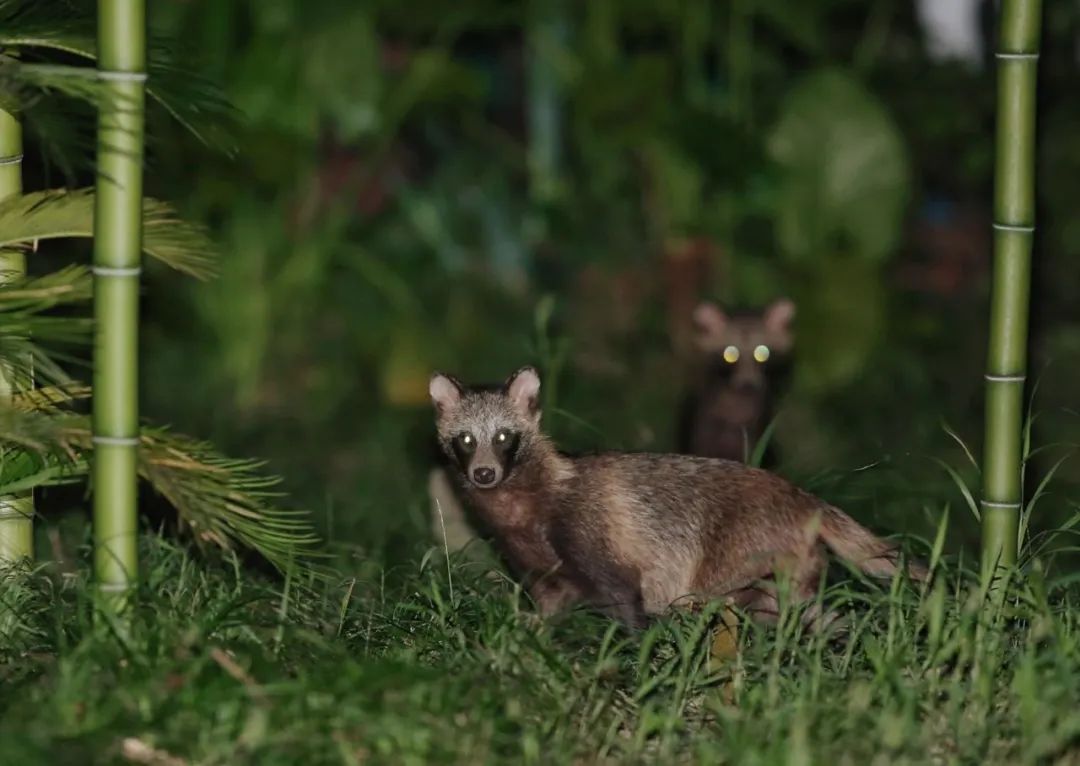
[734,379,762,395]
[472,466,497,486]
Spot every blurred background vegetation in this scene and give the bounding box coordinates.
[29,0,1080,571]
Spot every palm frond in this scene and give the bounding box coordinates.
[140,198,219,280]
[0,383,91,495]
[0,403,84,456]
[0,266,92,386]
[0,401,323,574]
[1,59,111,111]
[133,428,324,575]
[0,446,86,495]
[12,383,91,413]
[20,98,94,184]
[0,394,88,496]
[0,263,91,307]
[0,189,216,279]
[0,2,238,153]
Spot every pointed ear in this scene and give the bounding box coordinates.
[763,298,796,334]
[692,302,727,336]
[505,366,541,420]
[429,372,463,416]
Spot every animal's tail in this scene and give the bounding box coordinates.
[819,507,929,582]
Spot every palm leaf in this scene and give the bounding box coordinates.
[0,447,86,495]
[0,263,91,307]
[0,266,92,387]
[19,98,94,184]
[0,1,238,152]
[12,383,91,412]
[0,189,216,279]
[132,428,324,575]
[0,404,84,456]
[0,402,323,575]
[1,59,111,111]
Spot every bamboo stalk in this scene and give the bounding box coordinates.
[93,0,146,602]
[981,0,1042,579]
[0,106,32,563]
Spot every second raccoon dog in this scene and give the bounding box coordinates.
[679,298,795,465]
[430,366,926,630]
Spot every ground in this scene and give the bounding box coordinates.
[2,534,1079,765]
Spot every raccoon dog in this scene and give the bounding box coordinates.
[430,366,926,629]
[679,298,795,464]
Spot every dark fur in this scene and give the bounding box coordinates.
[431,366,926,630]
[678,300,795,466]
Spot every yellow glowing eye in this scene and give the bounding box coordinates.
[753,345,770,363]
[722,346,740,363]
[462,434,473,446]
[496,432,507,443]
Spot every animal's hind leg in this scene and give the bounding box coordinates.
[727,582,781,624]
[789,547,848,635]
[774,542,842,634]
[723,544,824,626]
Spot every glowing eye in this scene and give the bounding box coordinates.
[753,345,771,363]
[722,346,740,364]
[461,434,473,446]
[496,431,508,444]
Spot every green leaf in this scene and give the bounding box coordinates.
[930,457,981,523]
[0,400,324,576]
[0,266,94,386]
[0,3,238,152]
[0,447,86,495]
[134,428,324,576]
[305,8,380,141]
[0,189,216,279]
[768,68,910,264]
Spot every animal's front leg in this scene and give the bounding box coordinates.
[549,520,649,630]
[530,576,583,616]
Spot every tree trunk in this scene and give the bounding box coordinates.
[980,0,1042,579]
[0,107,32,563]
[93,0,146,603]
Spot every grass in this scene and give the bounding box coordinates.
[3,530,1080,765]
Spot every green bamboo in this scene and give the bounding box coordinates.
[0,107,32,563]
[93,0,146,602]
[981,0,1042,579]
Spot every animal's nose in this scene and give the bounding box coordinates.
[472,466,497,486]
[735,379,761,394]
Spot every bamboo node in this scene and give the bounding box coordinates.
[995,52,1039,61]
[0,154,23,166]
[983,373,1026,383]
[92,435,140,447]
[92,266,142,278]
[980,500,1022,509]
[992,223,1035,233]
[97,70,148,83]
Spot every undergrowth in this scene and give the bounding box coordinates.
[2,533,1080,765]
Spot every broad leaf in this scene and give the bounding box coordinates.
[768,68,910,264]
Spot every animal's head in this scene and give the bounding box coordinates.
[429,366,543,490]
[692,298,795,393]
